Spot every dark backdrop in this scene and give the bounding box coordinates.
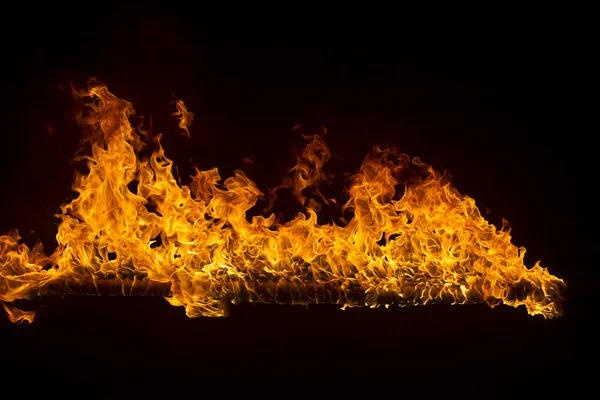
[0,5,584,397]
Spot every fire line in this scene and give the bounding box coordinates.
[0,80,566,323]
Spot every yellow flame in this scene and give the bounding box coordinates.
[0,80,565,323]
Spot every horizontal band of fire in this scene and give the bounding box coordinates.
[0,80,565,323]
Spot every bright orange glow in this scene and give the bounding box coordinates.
[0,80,565,323]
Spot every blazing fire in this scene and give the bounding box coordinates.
[0,80,565,323]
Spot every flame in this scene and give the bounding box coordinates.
[171,99,194,138]
[0,80,565,323]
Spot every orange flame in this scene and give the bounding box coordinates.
[0,80,565,323]
[171,99,194,138]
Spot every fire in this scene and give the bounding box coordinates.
[0,80,565,323]
[171,99,194,138]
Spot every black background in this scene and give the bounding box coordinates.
[0,4,585,398]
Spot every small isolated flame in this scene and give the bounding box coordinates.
[0,80,565,323]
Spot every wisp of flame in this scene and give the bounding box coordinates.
[0,80,565,323]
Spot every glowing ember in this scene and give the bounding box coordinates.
[0,80,565,323]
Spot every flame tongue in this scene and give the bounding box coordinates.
[0,81,565,323]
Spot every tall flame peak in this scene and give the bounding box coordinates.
[0,80,565,323]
